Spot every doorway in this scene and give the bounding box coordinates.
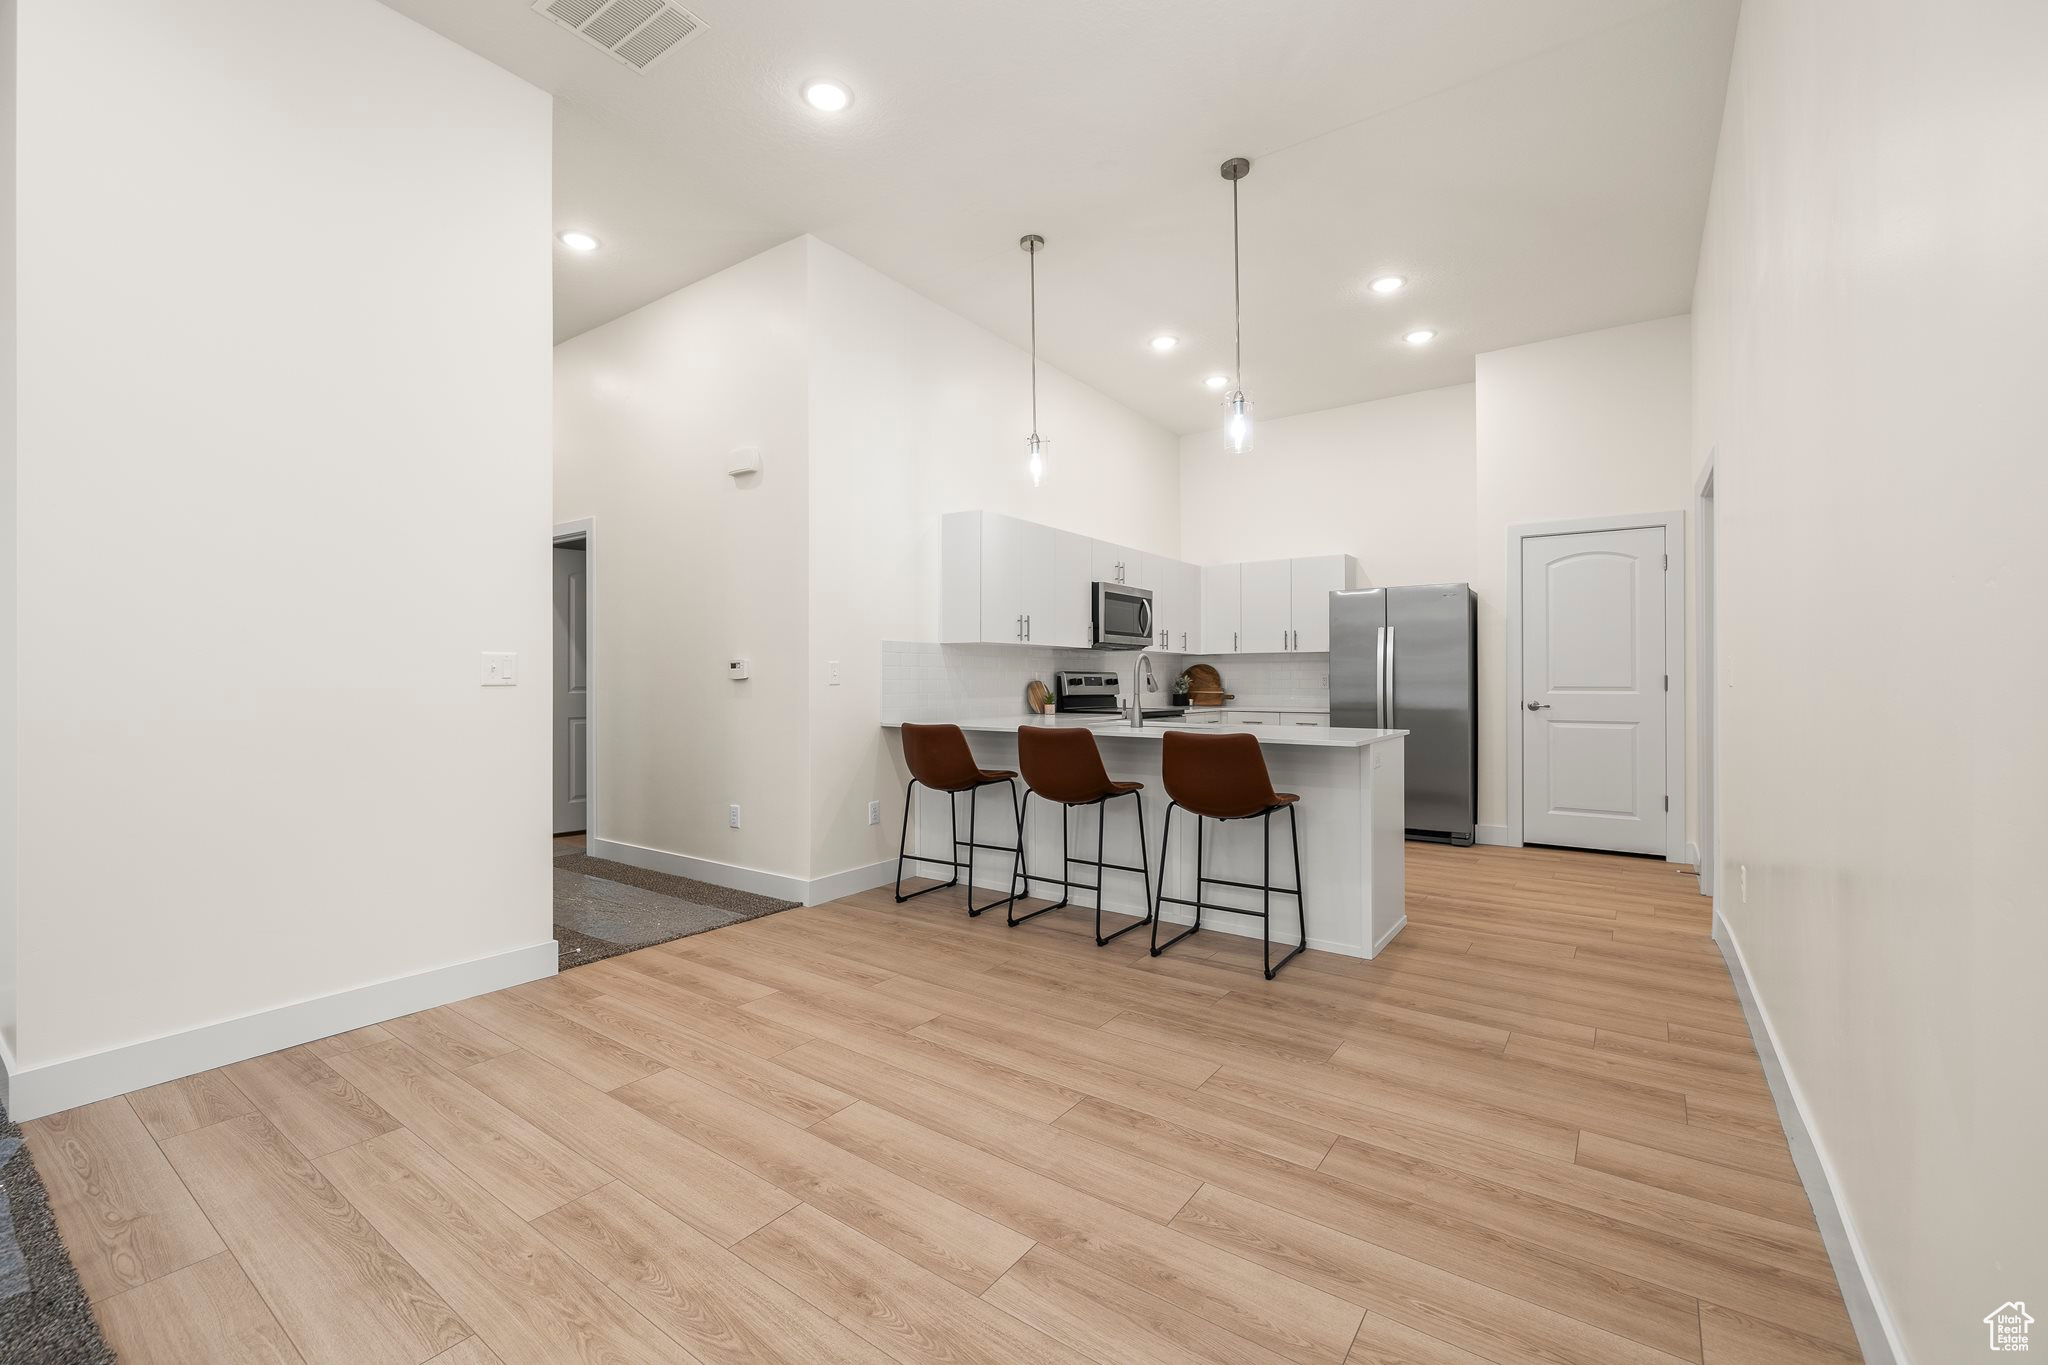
[1505,511,1685,859]
[553,521,592,837]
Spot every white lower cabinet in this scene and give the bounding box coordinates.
[1283,714,1330,728]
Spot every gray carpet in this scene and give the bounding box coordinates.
[0,1100,117,1365]
[553,849,797,970]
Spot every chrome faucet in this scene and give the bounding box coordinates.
[1127,655,1158,727]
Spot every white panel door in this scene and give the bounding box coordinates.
[552,545,589,834]
[1521,527,1666,854]
[1239,559,1293,654]
[1200,564,1240,652]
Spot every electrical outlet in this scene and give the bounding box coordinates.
[728,804,742,830]
[1739,864,1748,902]
[829,660,842,686]
[867,800,881,826]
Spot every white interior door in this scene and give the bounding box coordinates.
[553,545,589,834]
[1521,527,1666,854]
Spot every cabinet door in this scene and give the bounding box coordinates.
[1200,564,1241,653]
[1091,540,1138,586]
[1239,559,1293,653]
[1049,530,1095,648]
[1288,554,1352,652]
[981,513,1052,643]
[1172,559,1203,652]
[1139,552,1186,650]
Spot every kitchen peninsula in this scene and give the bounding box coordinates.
[883,715,1408,958]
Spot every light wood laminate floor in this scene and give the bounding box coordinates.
[25,845,1861,1365]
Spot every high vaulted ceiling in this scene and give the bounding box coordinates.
[379,0,1737,434]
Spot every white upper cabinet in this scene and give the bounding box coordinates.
[1195,555,1361,653]
[1092,540,1140,586]
[980,512,1054,644]
[1289,554,1355,652]
[1141,553,1202,652]
[1239,559,1293,654]
[1048,529,1095,648]
[1201,564,1241,653]
[943,510,1347,654]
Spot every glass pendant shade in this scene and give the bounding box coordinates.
[1224,392,1254,455]
[1026,434,1049,487]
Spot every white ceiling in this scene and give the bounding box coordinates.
[378,0,1737,434]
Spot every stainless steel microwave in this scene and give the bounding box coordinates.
[1091,581,1154,650]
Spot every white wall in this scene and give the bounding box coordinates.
[805,239,1181,881]
[1692,2,2048,1358]
[9,0,553,1077]
[1474,315,1692,831]
[553,237,1179,889]
[1179,384,1476,588]
[554,240,813,880]
[0,0,17,1062]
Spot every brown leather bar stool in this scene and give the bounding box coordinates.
[895,723,1022,917]
[1008,727,1154,944]
[1151,729,1306,978]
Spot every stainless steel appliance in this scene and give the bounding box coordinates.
[1090,581,1153,651]
[1054,668,1183,721]
[1330,584,1477,844]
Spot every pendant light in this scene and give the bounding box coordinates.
[1020,234,1050,486]
[1220,156,1253,455]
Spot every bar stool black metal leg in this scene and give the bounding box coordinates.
[961,780,1024,918]
[895,779,965,903]
[1151,802,1205,957]
[1261,809,1273,978]
[1096,791,1154,945]
[1265,803,1307,979]
[1009,792,1074,926]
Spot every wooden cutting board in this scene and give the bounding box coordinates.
[1024,679,1052,714]
[1183,663,1233,706]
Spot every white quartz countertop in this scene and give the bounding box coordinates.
[884,714,1407,750]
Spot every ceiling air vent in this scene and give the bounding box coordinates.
[531,0,706,73]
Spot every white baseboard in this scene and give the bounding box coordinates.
[585,837,894,908]
[1712,912,1907,1365]
[804,859,897,905]
[2,941,557,1122]
[1370,914,1409,956]
[1475,823,1512,846]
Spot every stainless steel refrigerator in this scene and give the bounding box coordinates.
[1330,584,1477,845]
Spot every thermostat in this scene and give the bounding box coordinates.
[728,658,751,680]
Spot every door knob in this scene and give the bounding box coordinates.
[1526,701,1551,711]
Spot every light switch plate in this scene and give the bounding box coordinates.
[481,652,518,686]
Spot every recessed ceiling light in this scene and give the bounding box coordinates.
[1149,335,1179,352]
[1405,329,1437,346]
[1369,275,1406,295]
[1204,374,1229,390]
[558,231,600,252]
[802,80,852,112]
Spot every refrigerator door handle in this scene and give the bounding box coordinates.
[1385,626,1396,727]
[1374,626,1387,727]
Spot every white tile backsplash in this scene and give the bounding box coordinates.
[881,642,1330,721]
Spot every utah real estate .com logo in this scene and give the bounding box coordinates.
[1984,1301,2033,1352]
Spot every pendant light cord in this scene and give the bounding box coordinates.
[1028,241,1039,434]
[1232,174,1242,387]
